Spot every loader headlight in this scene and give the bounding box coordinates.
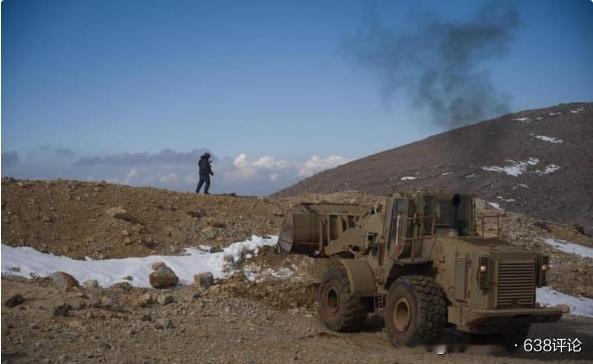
[478,257,489,289]
[536,255,549,287]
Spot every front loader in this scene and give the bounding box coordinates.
[278,192,564,348]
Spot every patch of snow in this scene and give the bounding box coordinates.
[537,287,593,318]
[481,158,539,177]
[536,164,560,175]
[533,135,563,144]
[400,176,418,181]
[570,109,584,114]
[496,196,516,202]
[243,265,295,283]
[513,117,531,123]
[198,245,212,252]
[548,112,562,116]
[1,235,279,288]
[512,183,529,190]
[487,202,503,210]
[541,238,593,259]
[440,172,453,176]
[465,173,478,179]
[535,116,543,121]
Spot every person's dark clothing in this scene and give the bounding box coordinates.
[196,154,214,194]
[198,157,213,176]
[196,174,211,194]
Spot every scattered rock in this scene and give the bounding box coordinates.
[210,246,223,253]
[83,279,99,289]
[122,275,133,281]
[66,298,86,310]
[113,281,133,292]
[101,296,115,308]
[53,304,71,317]
[157,295,174,305]
[88,297,102,308]
[138,293,155,306]
[51,272,79,291]
[209,221,226,228]
[149,262,179,289]
[194,272,214,290]
[105,207,136,223]
[4,294,25,308]
[204,285,221,295]
[141,314,152,322]
[155,318,173,329]
[186,210,204,218]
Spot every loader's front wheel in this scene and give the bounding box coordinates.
[385,275,446,347]
[318,264,367,332]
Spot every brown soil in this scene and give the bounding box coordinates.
[2,179,593,362]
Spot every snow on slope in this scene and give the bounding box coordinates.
[3,235,593,317]
[482,158,539,177]
[536,164,561,175]
[537,287,593,318]
[533,135,563,144]
[1,235,278,288]
[542,238,593,259]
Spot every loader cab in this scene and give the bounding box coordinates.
[385,192,475,260]
[432,193,475,237]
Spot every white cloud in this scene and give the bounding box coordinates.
[297,155,350,177]
[123,168,140,184]
[2,148,351,195]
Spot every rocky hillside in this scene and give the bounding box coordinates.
[3,178,593,362]
[275,103,593,234]
[2,178,593,298]
[0,179,382,260]
[1,178,281,259]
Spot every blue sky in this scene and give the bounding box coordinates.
[2,0,592,194]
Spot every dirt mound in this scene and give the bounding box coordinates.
[1,178,283,259]
[1,179,388,260]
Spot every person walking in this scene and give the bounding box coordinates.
[196,152,214,194]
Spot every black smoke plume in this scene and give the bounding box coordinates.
[342,2,519,128]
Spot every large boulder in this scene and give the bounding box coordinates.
[105,207,136,223]
[194,272,214,290]
[4,294,25,308]
[149,262,179,289]
[83,279,99,289]
[51,272,79,291]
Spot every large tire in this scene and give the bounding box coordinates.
[385,275,446,347]
[318,264,367,332]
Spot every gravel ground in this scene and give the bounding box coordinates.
[2,277,593,364]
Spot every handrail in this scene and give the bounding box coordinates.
[478,214,503,238]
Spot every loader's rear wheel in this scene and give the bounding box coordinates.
[318,264,367,332]
[385,275,446,347]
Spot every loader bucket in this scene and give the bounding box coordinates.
[278,203,369,255]
[278,210,321,255]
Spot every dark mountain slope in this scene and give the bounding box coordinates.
[275,103,593,233]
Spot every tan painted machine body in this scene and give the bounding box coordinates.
[279,192,564,334]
